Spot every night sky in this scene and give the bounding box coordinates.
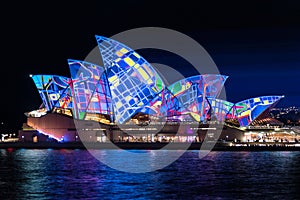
[1,1,300,132]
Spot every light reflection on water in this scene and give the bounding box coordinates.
[89,149,189,173]
[0,149,300,199]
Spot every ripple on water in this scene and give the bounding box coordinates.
[0,149,300,199]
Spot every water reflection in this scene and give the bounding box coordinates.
[89,149,188,173]
[0,149,300,199]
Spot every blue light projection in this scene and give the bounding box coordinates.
[230,95,284,126]
[95,36,165,123]
[30,36,284,128]
[31,75,73,111]
[68,59,113,123]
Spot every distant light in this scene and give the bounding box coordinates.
[29,74,33,77]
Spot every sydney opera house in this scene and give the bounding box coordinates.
[19,36,285,143]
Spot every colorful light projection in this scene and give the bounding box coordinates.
[230,95,284,127]
[30,36,284,128]
[31,75,73,111]
[140,88,182,119]
[68,60,113,123]
[167,75,228,122]
[207,98,234,121]
[96,36,165,123]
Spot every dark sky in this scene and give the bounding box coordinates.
[1,1,300,131]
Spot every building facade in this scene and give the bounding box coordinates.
[19,36,285,143]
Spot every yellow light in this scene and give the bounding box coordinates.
[254,98,260,103]
[124,57,135,67]
[120,48,128,54]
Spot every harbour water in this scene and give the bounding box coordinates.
[1,149,300,199]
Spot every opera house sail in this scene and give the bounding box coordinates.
[21,35,285,143]
[95,36,166,124]
[68,59,113,124]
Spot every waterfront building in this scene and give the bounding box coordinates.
[19,36,286,143]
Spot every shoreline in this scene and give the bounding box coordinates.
[1,141,300,151]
